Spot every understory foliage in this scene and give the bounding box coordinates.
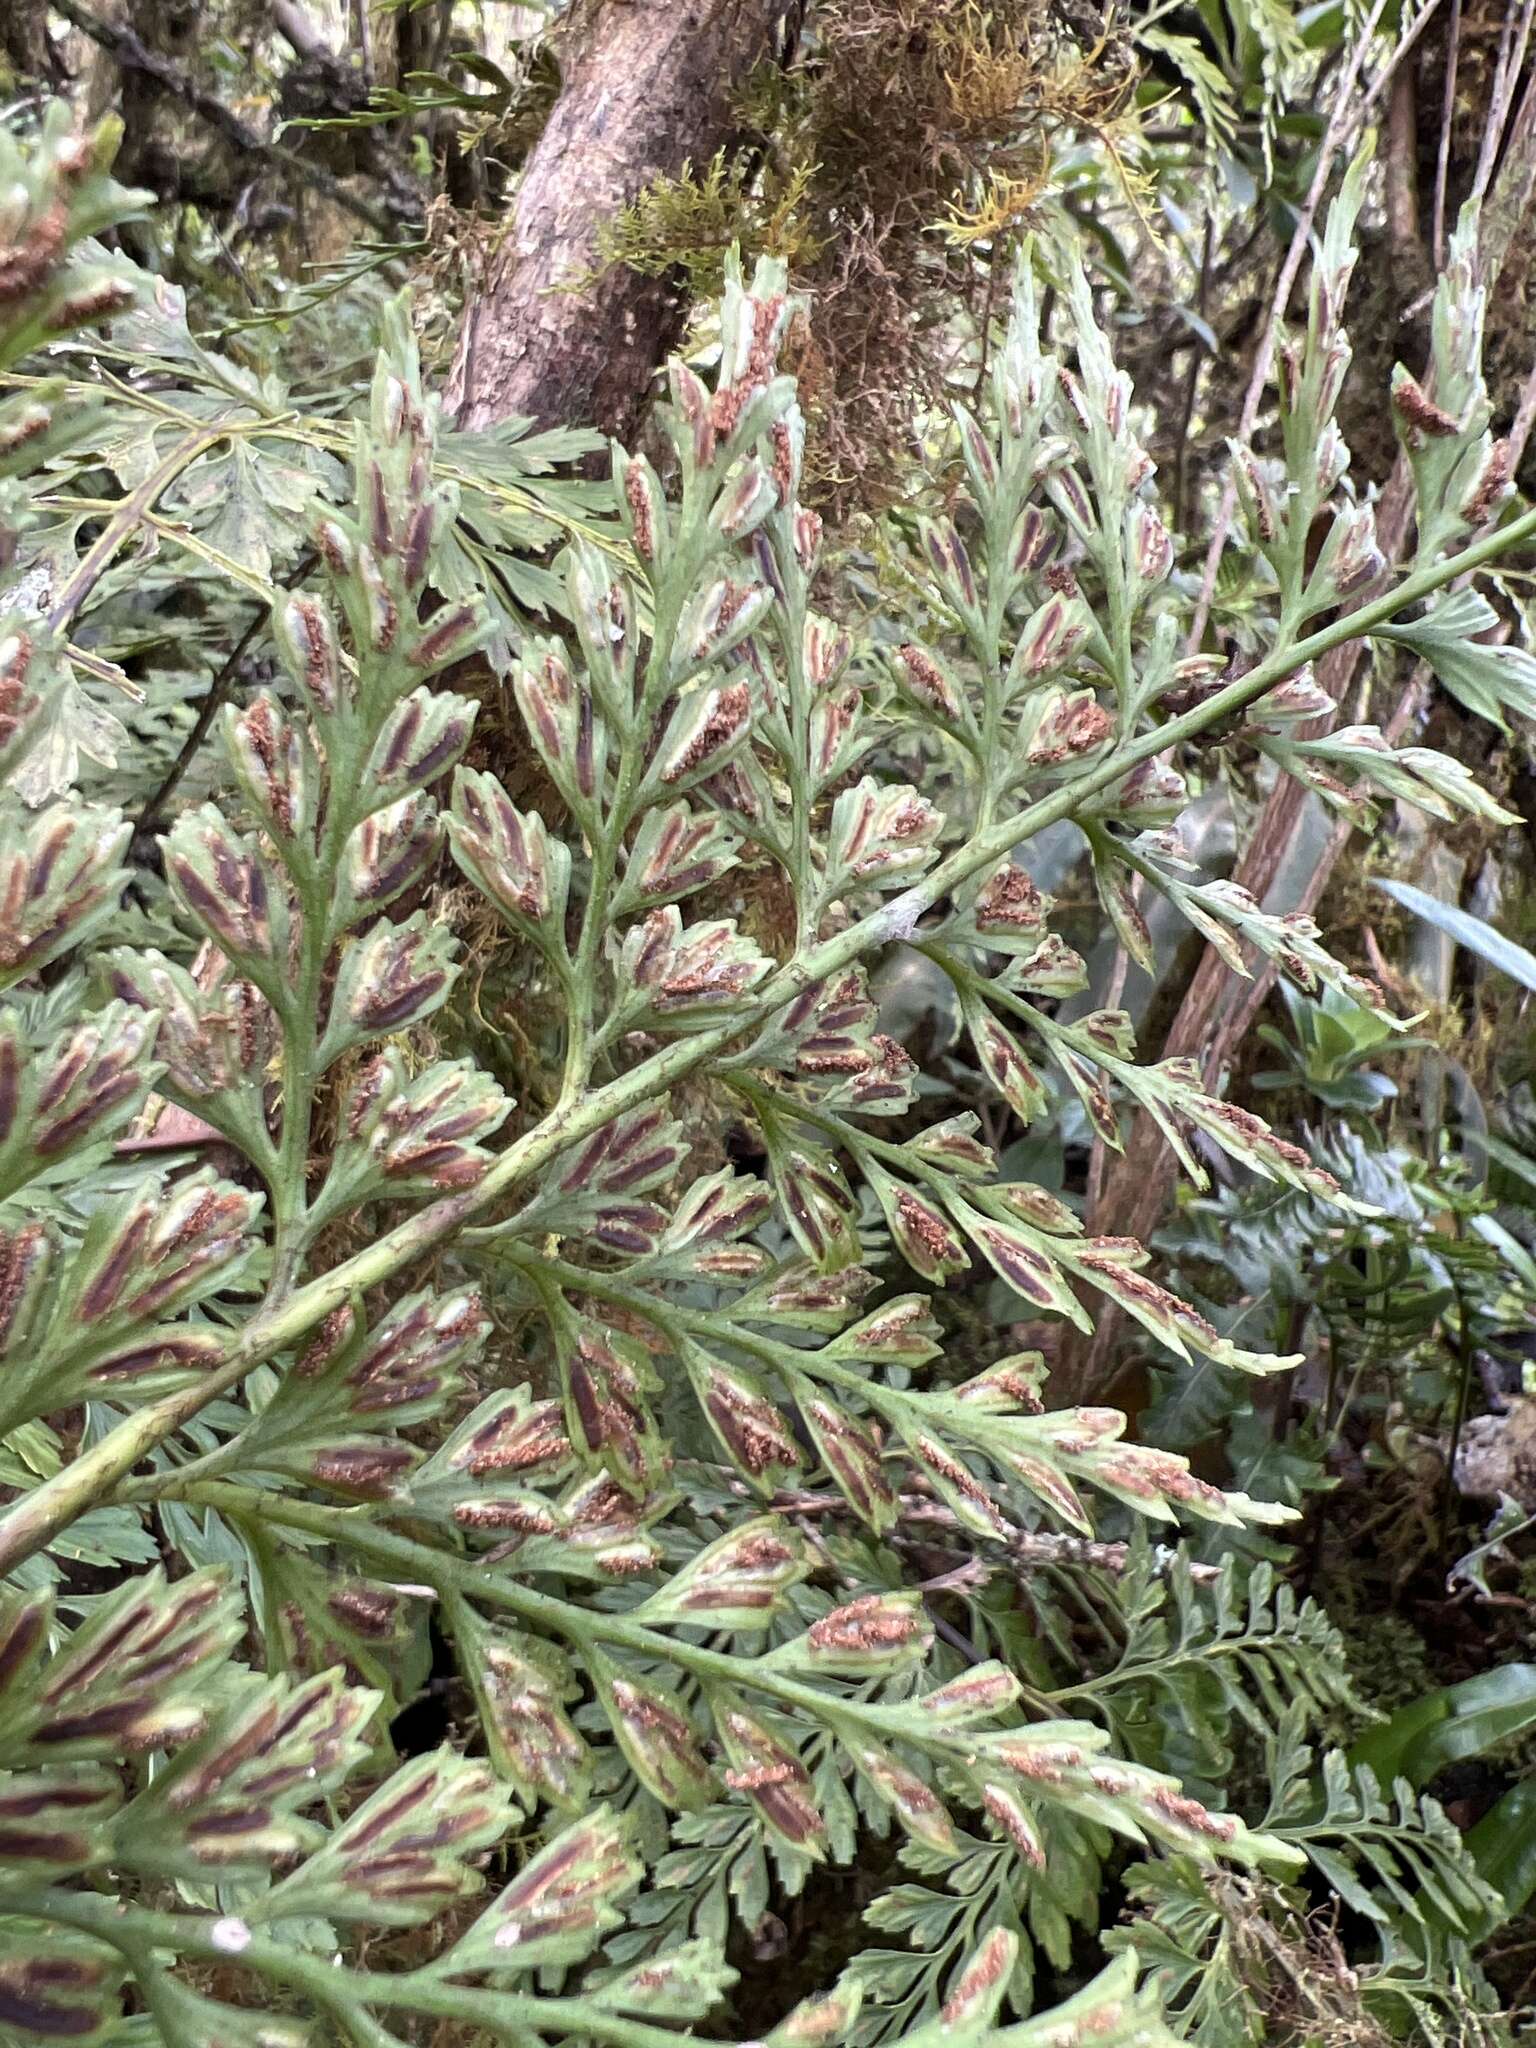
[3,100,1536,2048]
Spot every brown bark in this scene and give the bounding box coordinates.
[1385,65,1425,270]
[447,0,789,439]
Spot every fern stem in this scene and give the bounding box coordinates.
[174,1479,946,1752]
[9,1885,742,2048]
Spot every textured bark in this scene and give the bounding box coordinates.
[447,0,787,438]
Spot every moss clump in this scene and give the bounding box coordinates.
[598,0,1144,514]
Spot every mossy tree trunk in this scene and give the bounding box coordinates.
[447,0,791,438]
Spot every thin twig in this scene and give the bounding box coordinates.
[1432,0,1464,262]
[133,548,315,840]
[353,0,375,88]
[1441,1233,1477,1543]
[1385,63,1425,267]
[1172,209,1215,537]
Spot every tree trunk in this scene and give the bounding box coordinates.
[447,0,788,439]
